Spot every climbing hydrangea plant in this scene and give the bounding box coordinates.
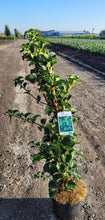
[5,29,88,198]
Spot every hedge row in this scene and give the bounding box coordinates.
[0,35,15,39]
[62,34,98,39]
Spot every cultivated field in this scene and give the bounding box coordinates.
[48,43,105,73]
[47,37,105,56]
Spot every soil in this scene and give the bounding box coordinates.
[49,43,105,73]
[53,179,87,206]
[0,40,105,220]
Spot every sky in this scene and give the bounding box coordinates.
[0,0,105,34]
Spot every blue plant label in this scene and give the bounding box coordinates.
[57,111,73,135]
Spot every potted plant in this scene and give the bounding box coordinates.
[5,29,88,220]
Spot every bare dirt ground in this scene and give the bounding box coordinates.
[49,43,105,73]
[0,40,105,220]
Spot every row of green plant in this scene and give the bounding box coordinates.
[46,37,105,56]
[62,34,98,39]
[0,35,15,39]
[5,29,88,198]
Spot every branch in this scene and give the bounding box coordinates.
[5,110,42,127]
[24,88,48,105]
[15,115,42,127]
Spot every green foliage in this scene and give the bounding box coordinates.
[5,29,88,198]
[46,37,105,56]
[6,35,15,39]
[0,33,6,39]
[4,25,11,36]
[14,29,22,38]
[62,34,98,39]
[0,33,15,40]
[5,109,40,124]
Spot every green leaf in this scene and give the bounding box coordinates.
[53,173,62,181]
[24,113,31,118]
[49,179,57,189]
[29,61,36,66]
[5,109,13,121]
[66,94,72,100]
[37,95,41,103]
[32,114,40,122]
[73,131,77,136]
[33,153,44,162]
[76,151,88,161]
[38,126,42,131]
[14,76,24,87]
[42,135,50,142]
[39,52,49,59]
[5,109,15,115]
[28,141,40,148]
[34,171,40,178]
[64,186,68,192]
[61,154,66,162]
[49,188,58,198]
[68,179,77,189]
[66,74,82,82]
[23,82,28,88]
[45,105,52,116]
[41,118,46,125]
[28,140,35,146]
[30,45,34,53]
[73,117,83,123]
[73,162,81,167]
[43,162,50,172]
[30,69,35,74]
[71,108,78,114]
[25,74,37,84]
[17,112,24,119]
[46,62,51,68]
[48,52,57,60]
[44,127,50,135]
[44,161,56,174]
[71,171,81,180]
[62,102,71,110]
[13,110,19,113]
[56,162,60,170]
[61,135,79,147]
[61,135,71,145]
[40,64,47,71]
[72,163,77,168]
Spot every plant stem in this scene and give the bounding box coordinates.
[13,114,42,127]
[24,88,47,105]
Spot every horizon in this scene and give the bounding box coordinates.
[0,28,99,36]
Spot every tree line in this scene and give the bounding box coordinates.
[0,25,22,39]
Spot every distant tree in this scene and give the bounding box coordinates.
[14,28,17,36]
[14,29,21,38]
[4,25,11,36]
[99,30,105,39]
